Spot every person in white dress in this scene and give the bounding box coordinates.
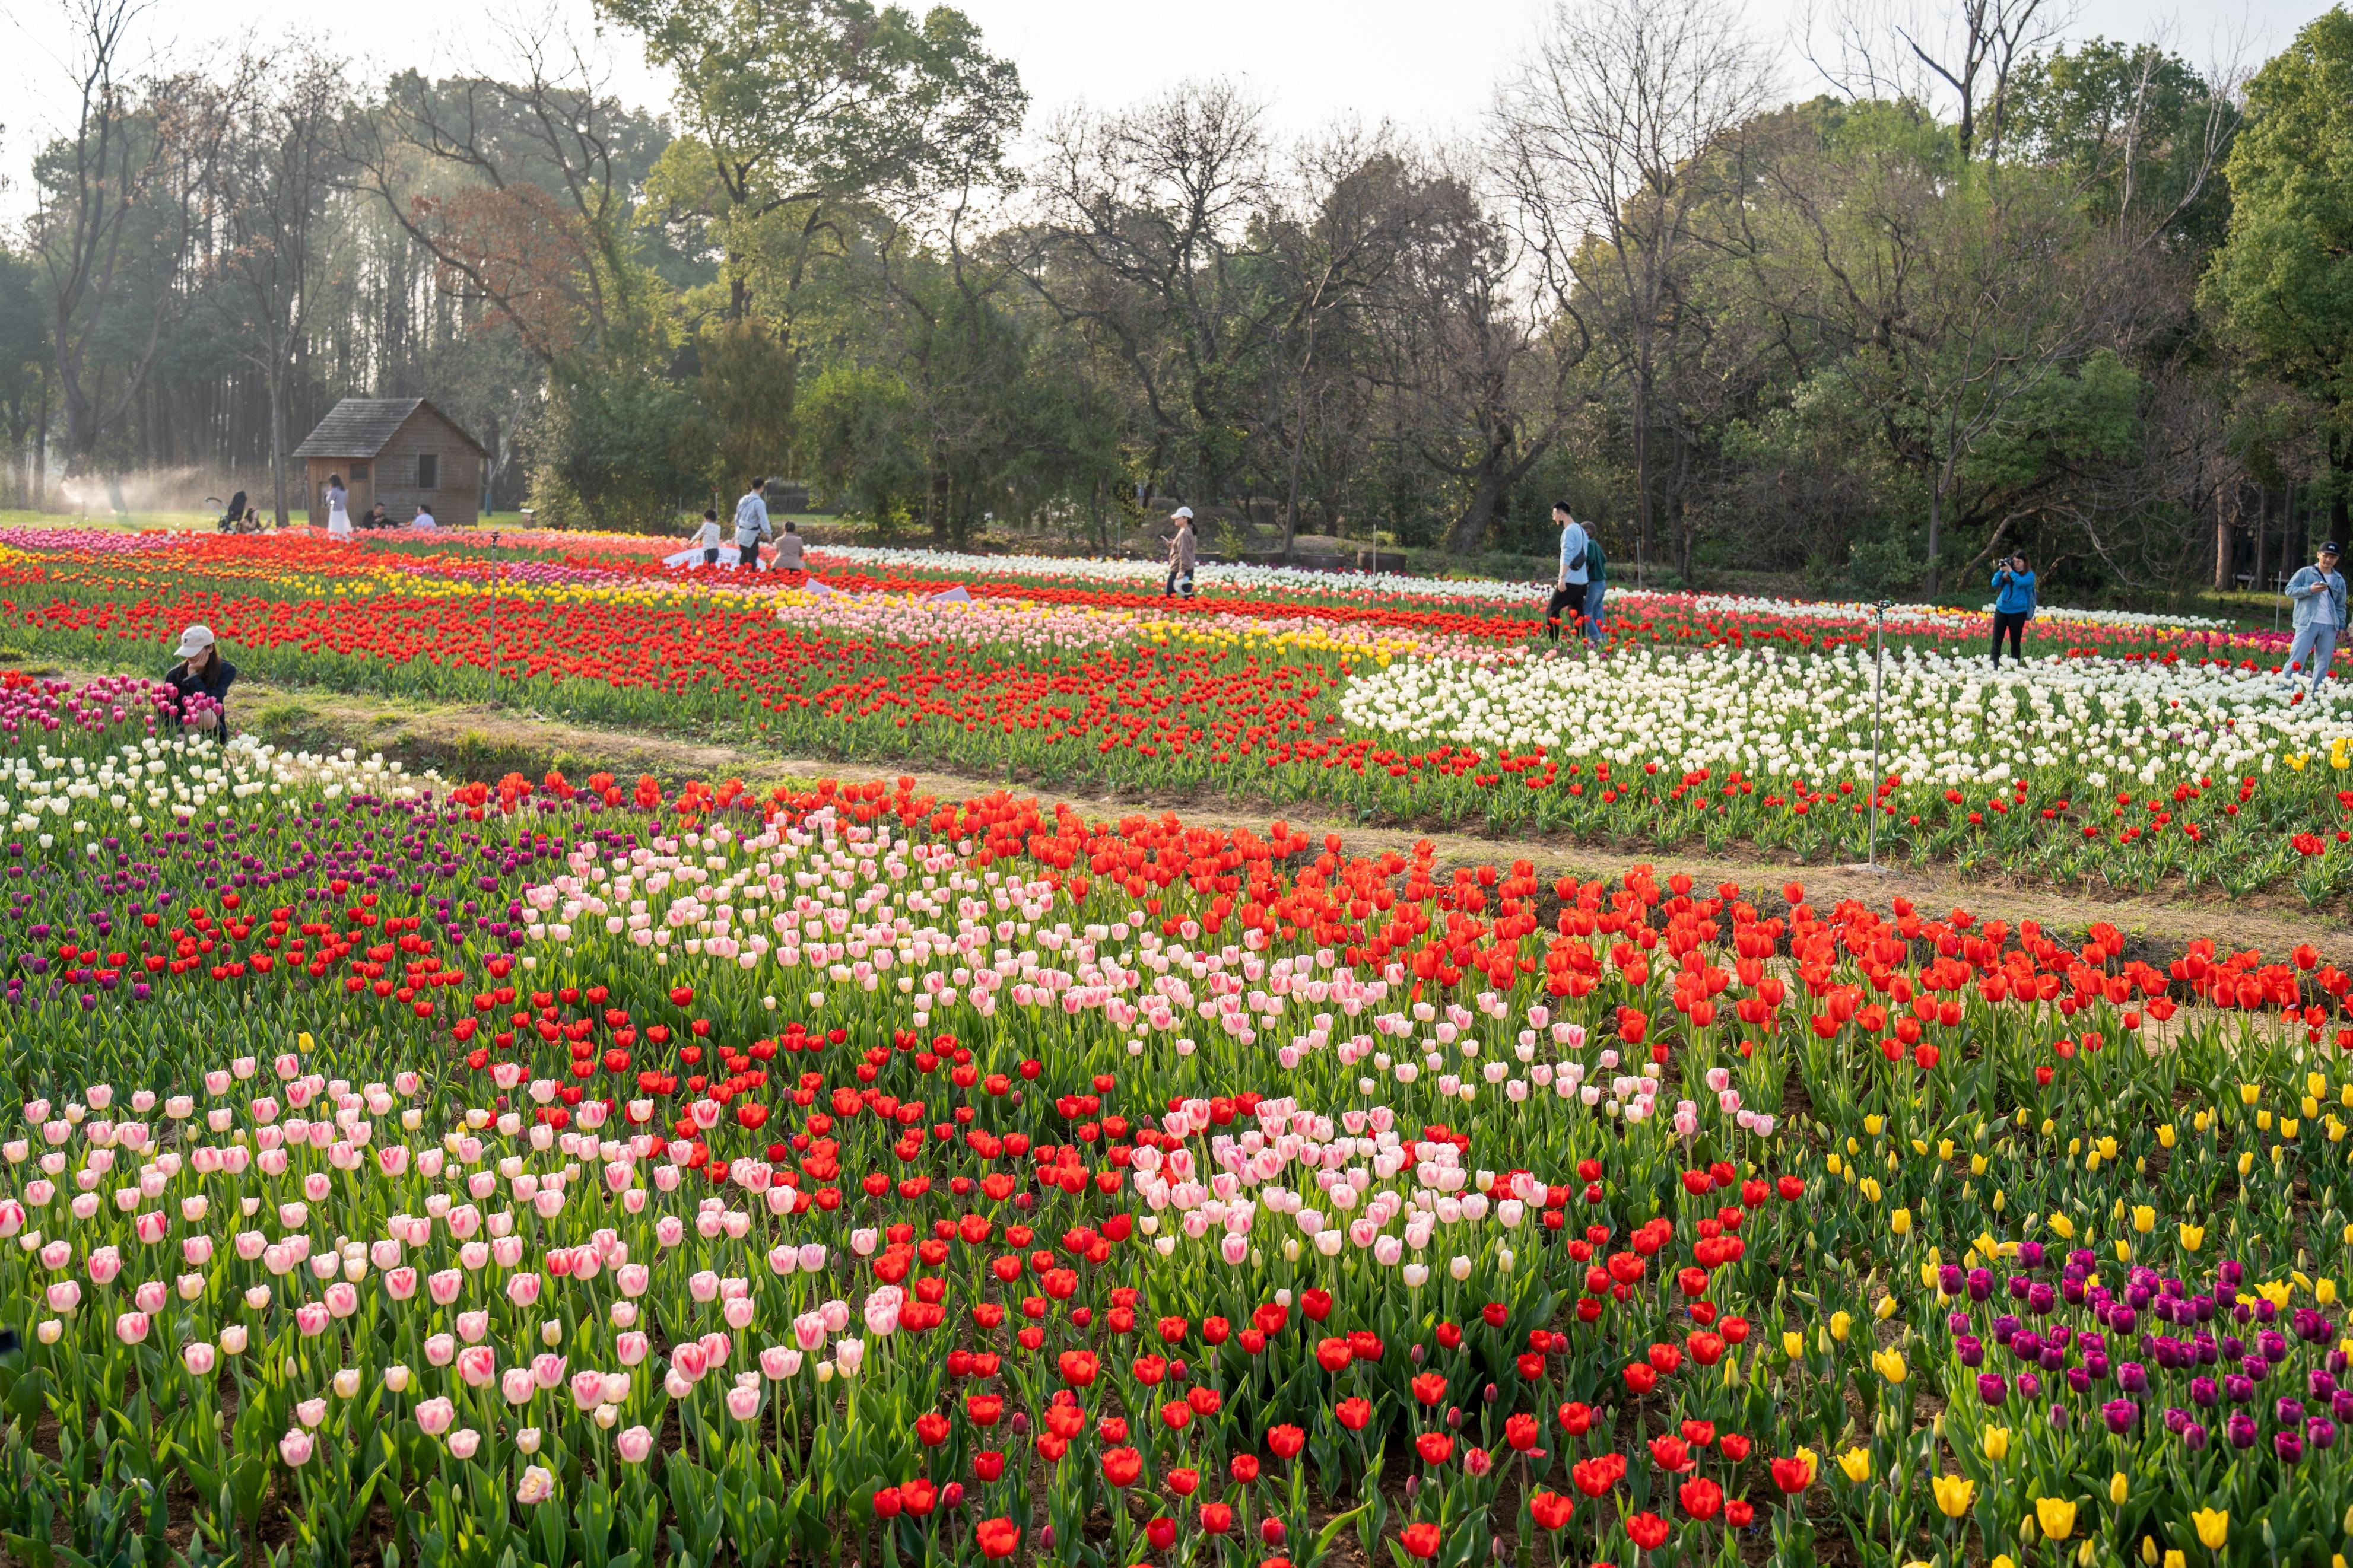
[325,475,353,540]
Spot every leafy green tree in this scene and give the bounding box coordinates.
[2203,7,2353,532]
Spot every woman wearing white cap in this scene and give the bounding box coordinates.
[1164,507,1197,598]
[165,626,237,741]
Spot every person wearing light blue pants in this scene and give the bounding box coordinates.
[2281,539,2346,695]
[1581,532,1608,647]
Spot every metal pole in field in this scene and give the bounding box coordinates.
[488,529,501,710]
[1868,600,1888,869]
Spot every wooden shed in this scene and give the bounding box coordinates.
[293,398,488,527]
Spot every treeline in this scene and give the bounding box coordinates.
[7,0,2353,602]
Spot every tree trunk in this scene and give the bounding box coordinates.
[1926,478,1944,597]
[2252,485,2268,596]
[1631,370,1653,591]
[2214,487,2231,591]
[267,367,288,526]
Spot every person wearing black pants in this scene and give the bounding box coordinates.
[1990,551,2036,665]
[1543,502,1590,643]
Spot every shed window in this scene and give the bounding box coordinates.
[417,453,440,491]
[349,462,369,482]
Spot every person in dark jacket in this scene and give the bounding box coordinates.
[1990,551,2036,665]
[166,625,237,741]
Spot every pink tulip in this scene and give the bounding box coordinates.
[501,1367,536,1405]
[617,1263,649,1297]
[726,1384,761,1421]
[792,1312,825,1352]
[115,1311,150,1344]
[295,1398,326,1429]
[182,1235,214,1266]
[294,1302,330,1337]
[671,1342,707,1382]
[324,1283,358,1318]
[424,1333,455,1366]
[278,1429,315,1468]
[385,1268,418,1301]
[615,1426,653,1464]
[616,1331,649,1366]
[415,1395,455,1436]
[182,1341,217,1376]
[46,1281,80,1313]
[132,1211,167,1245]
[456,1311,489,1343]
[506,1272,541,1308]
[87,1246,122,1284]
[570,1370,606,1412]
[427,1269,462,1305]
[759,1345,801,1380]
[134,1280,167,1313]
[447,1428,481,1459]
[532,1353,566,1389]
[456,1346,497,1388]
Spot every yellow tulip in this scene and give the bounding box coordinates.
[2131,1205,2154,1234]
[1875,1295,1898,1321]
[1830,1311,1852,1343]
[1891,1208,1912,1238]
[2049,1213,2075,1240]
[2163,1553,2184,1568]
[1860,1176,1882,1203]
[2141,1537,2157,1566]
[2179,1223,2204,1252]
[1982,1425,2011,1461]
[2283,1118,2300,1139]
[1993,1559,2018,1568]
[2322,1278,2339,1306]
[2116,1240,2133,1263]
[1872,1348,1907,1385]
[2156,1123,2176,1149]
[1938,1138,1955,1160]
[2109,1471,2128,1505]
[1864,1114,1884,1136]
[1783,1330,1805,1360]
[1970,1150,1990,1175]
[2036,1498,2076,1542]
[1932,1474,1976,1518]
[1836,1447,1871,1483]
[2241,1083,2261,1105]
[1793,1448,1819,1484]
[2097,1136,2119,1161]
[2190,1508,2227,1550]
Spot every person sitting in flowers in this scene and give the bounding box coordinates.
[164,624,236,742]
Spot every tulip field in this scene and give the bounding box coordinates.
[0,528,2350,1567]
[0,529,2346,900]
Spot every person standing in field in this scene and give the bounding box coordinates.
[1990,551,2036,665]
[1544,502,1589,642]
[2281,540,2346,695]
[691,508,723,566]
[1580,529,1608,648]
[324,473,352,540]
[1165,507,1198,598]
[733,478,771,571]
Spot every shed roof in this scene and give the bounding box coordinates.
[293,398,487,459]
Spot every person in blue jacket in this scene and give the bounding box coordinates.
[2281,540,2346,695]
[1990,551,2036,665]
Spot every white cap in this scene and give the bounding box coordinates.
[1173,506,1193,520]
[174,625,216,659]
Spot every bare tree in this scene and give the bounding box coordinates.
[341,21,652,370]
[1364,163,1582,557]
[211,49,346,523]
[1802,0,2069,159]
[1024,81,1279,509]
[1495,0,1771,585]
[33,0,239,477]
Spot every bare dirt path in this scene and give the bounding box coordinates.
[182,671,2352,965]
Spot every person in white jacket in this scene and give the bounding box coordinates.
[733,479,771,570]
[324,475,353,540]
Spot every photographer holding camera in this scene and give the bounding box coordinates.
[1990,550,2036,666]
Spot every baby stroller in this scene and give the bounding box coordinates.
[209,491,249,533]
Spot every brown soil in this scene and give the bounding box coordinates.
[148,669,2353,966]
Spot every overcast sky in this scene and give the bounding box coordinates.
[0,0,2325,219]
